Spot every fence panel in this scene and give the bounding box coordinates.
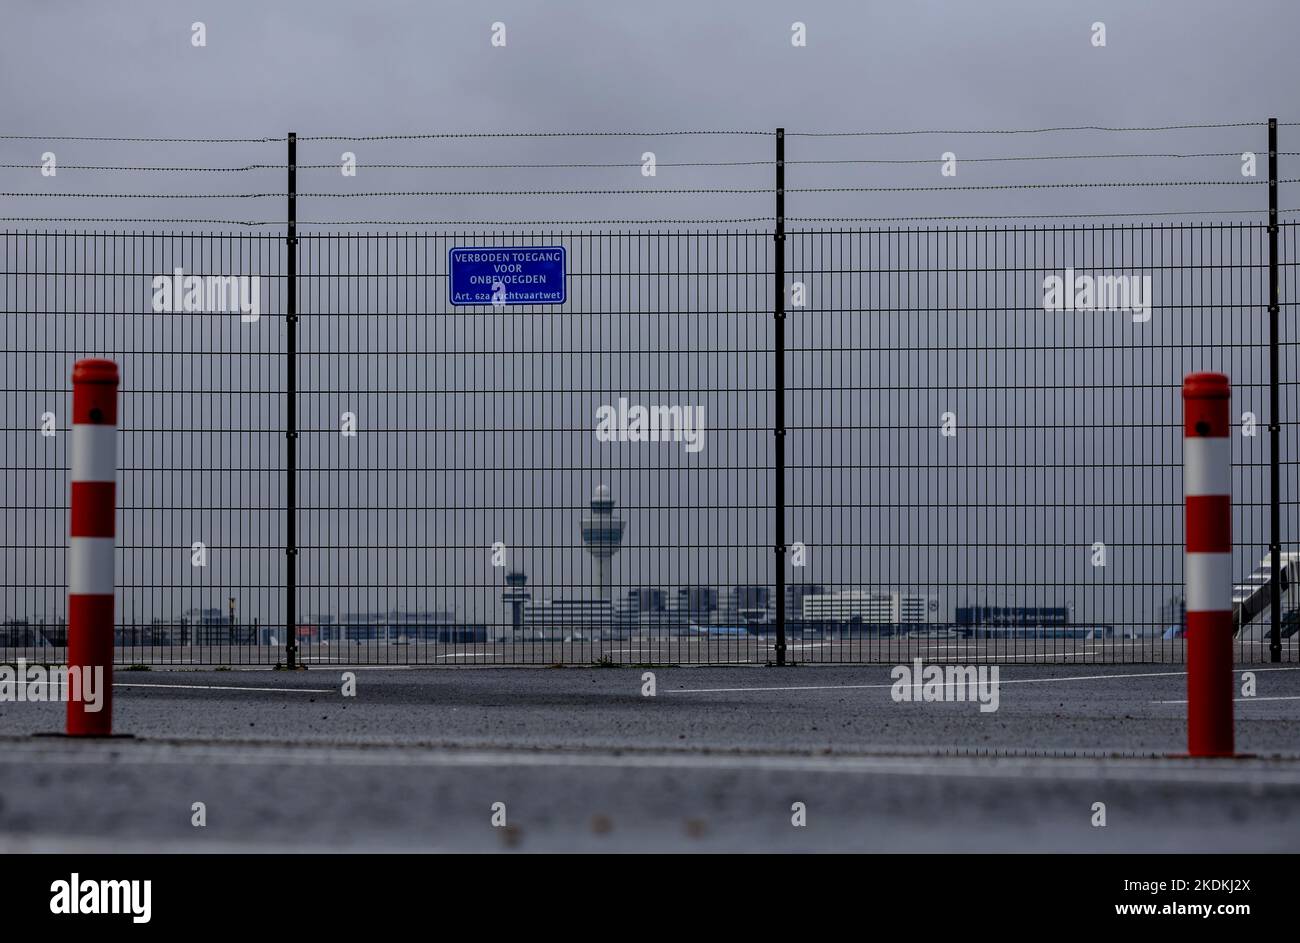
[295,231,776,664]
[0,231,287,666]
[786,222,1297,663]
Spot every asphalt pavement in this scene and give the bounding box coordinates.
[1,664,1297,851]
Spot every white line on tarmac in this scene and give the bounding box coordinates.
[665,667,1300,695]
[5,740,1300,785]
[113,683,334,694]
[113,664,411,671]
[1153,695,1300,705]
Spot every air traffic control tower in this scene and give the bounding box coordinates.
[502,569,530,635]
[581,484,626,602]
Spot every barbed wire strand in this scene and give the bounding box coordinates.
[0,135,284,143]
[1,122,1281,144]
[0,216,773,226]
[299,130,770,140]
[787,121,1268,137]
[0,217,284,225]
[5,179,1293,200]
[9,211,1300,227]
[5,152,1294,173]
[789,208,1300,222]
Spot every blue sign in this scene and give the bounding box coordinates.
[448,246,567,306]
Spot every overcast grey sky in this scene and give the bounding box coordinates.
[3,0,1298,223]
[3,1,1293,138]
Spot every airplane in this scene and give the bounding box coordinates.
[1232,551,1300,640]
[1163,552,1299,640]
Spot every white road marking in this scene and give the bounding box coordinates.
[114,683,334,694]
[666,667,1300,695]
[1153,695,1300,705]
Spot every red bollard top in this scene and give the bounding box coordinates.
[72,358,120,426]
[72,358,120,386]
[1182,372,1229,438]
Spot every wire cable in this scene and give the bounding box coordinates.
[788,179,1289,194]
[787,121,1267,137]
[0,134,283,143]
[299,130,769,140]
[789,208,1300,223]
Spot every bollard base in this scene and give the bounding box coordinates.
[1163,751,1255,760]
[31,732,135,740]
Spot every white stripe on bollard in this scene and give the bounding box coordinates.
[71,424,119,482]
[1182,438,1232,496]
[1184,552,1233,613]
[68,538,116,595]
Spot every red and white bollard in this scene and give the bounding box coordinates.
[1182,372,1234,757]
[67,358,119,736]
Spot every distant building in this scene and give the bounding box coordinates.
[676,586,719,624]
[614,588,679,635]
[727,585,772,623]
[954,605,1110,639]
[186,607,230,645]
[955,606,1070,628]
[802,590,937,624]
[785,583,826,620]
[119,618,192,646]
[898,594,940,624]
[523,598,612,639]
[623,587,668,615]
[331,610,484,643]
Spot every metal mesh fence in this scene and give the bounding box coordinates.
[1,121,1295,666]
[2,232,286,666]
[787,223,1298,663]
[1,224,1295,664]
[296,231,773,665]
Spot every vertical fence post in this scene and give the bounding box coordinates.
[286,132,299,669]
[1184,372,1234,756]
[1268,117,1282,664]
[774,128,787,666]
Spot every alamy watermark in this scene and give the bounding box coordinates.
[50,873,151,924]
[890,658,1000,712]
[595,397,705,453]
[151,267,260,322]
[0,659,105,712]
[1042,267,1152,323]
